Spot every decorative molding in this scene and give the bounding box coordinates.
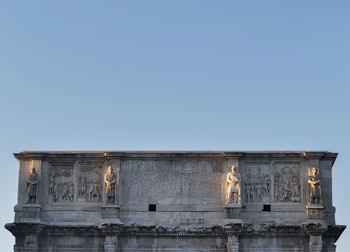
[5,222,345,241]
[5,223,45,236]
[13,151,338,162]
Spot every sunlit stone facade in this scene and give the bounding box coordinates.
[6,151,345,251]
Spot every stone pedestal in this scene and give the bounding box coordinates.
[306,204,325,220]
[224,204,241,219]
[101,205,120,219]
[22,204,41,221]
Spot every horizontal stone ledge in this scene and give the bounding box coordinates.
[5,222,345,240]
[13,150,337,161]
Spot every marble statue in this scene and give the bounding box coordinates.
[308,167,322,204]
[226,165,240,204]
[26,167,38,203]
[105,166,117,204]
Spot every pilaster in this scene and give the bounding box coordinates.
[104,235,118,252]
[224,223,243,252]
[303,223,326,252]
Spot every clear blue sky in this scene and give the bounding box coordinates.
[0,1,349,251]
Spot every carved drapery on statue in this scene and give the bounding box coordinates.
[226,166,241,205]
[105,166,117,204]
[308,167,322,205]
[26,167,38,203]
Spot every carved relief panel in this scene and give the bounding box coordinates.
[244,164,271,203]
[121,159,223,206]
[274,163,301,203]
[78,162,103,203]
[48,162,74,203]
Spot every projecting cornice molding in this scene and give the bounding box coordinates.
[13,150,338,163]
[5,222,345,241]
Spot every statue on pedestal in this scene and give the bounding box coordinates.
[105,166,117,204]
[226,165,241,205]
[26,167,38,204]
[308,167,322,205]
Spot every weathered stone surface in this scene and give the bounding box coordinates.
[307,204,326,220]
[101,204,120,219]
[223,204,241,219]
[5,150,346,251]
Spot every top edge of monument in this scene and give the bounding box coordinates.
[13,150,337,161]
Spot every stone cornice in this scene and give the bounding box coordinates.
[13,151,337,162]
[325,225,346,242]
[5,222,345,241]
[5,223,45,236]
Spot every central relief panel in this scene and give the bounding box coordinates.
[120,159,225,206]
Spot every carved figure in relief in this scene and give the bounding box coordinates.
[78,176,87,197]
[290,176,300,201]
[48,175,58,202]
[62,184,68,201]
[263,174,271,195]
[308,167,322,204]
[105,166,117,204]
[48,175,54,195]
[226,165,240,204]
[26,167,38,203]
[88,182,101,200]
[245,183,251,202]
[256,182,262,201]
[62,183,74,202]
[68,184,74,201]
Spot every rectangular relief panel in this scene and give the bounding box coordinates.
[48,162,74,203]
[273,163,301,203]
[243,163,271,203]
[120,159,224,206]
[77,161,103,203]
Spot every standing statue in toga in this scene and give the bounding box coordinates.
[105,165,117,204]
[308,167,322,204]
[27,167,38,204]
[226,165,241,205]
